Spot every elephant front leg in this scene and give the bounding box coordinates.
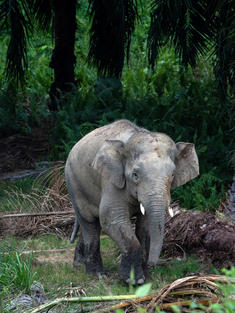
[100,199,145,284]
[119,245,145,285]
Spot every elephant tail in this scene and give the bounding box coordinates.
[70,215,80,243]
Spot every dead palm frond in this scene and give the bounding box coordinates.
[0,164,73,237]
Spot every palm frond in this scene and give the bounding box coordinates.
[4,0,32,86]
[88,0,138,77]
[31,0,53,32]
[148,0,235,97]
[0,0,54,86]
[213,1,235,98]
[148,0,212,68]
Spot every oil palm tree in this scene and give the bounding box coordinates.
[1,0,234,107]
[147,0,235,98]
[0,0,137,110]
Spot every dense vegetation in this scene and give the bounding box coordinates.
[0,1,234,212]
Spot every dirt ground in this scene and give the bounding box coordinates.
[35,248,74,264]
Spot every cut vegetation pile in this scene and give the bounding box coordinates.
[99,275,229,313]
[163,207,235,268]
[0,165,73,237]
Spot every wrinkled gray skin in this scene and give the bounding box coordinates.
[65,120,199,284]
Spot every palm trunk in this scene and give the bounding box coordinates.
[49,0,77,111]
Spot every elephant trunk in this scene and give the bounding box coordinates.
[147,201,166,267]
[140,186,168,267]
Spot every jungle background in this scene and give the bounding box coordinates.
[0,0,234,312]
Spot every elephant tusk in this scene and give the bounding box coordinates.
[168,206,174,217]
[140,203,145,215]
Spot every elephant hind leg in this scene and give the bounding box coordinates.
[78,216,105,275]
[74,230,85,267]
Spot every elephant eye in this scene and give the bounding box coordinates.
[132,172,139,183]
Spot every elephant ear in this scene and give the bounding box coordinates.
[92,140,125,189]
[171,142,199,189]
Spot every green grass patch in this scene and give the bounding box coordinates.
[0,177,36,212]
[0,235,216,299]
[0,246,36,309]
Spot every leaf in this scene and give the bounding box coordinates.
[135,283,152,297]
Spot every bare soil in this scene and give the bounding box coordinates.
[35,248,74,264]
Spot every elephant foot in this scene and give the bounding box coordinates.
[73,249,86,268]
[126,277,145,285]
[118,251,145,285]
[73,258,86,268]
[86,265,107,278]
[143,267,152,282]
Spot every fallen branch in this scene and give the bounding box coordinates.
[21,248,74,255]
[93,296,218,313]
[25,275,233,313]
[0,211,74,219]
[159,298,218,310]
[93,294,154,313]
[26,295,137,313]
[91,275,233,313]
[92,288,219,313]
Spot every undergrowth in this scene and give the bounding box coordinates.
[0,244,36,310]
[0,0,234,212]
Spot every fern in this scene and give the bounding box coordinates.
[172,170,225,211]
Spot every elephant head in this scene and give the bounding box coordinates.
[92,131,199,267]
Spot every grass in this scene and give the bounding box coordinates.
[0,167,68,214]
[0,177,36,212]
[0,234,212,297]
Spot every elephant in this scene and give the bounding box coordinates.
[65,119,199,284]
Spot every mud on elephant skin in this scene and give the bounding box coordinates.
[65,120,199,284]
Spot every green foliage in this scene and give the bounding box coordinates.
[150,256,202,282]
[148,0,235,98]
[216,267,235,313]
[0,245,36,297]
[0,1,234,212]
[0,244,36,311]
[172,170,225,211]
[0,177,35,212]
[183,267,235,313]
[135,283,152,297]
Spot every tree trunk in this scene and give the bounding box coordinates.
[49,0,77,111]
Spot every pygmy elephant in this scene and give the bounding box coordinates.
[65,120,199,284]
